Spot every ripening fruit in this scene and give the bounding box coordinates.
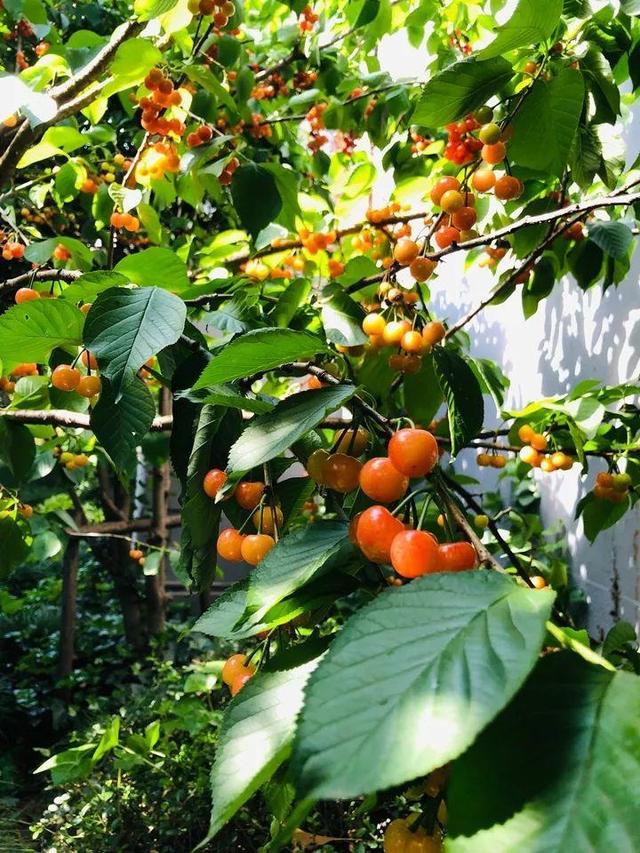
[430,176,461,206]
[434,225,460,249]
[474,105,494,124]
[362,312,386,336]
[217,528,245,561]
[540,456,555,473]
[388,428,438,477]
[51,364,81,392]
[390,530,440,577]
[76,375,101,397]
[234,481,265,510]
[530,433,548,451]
[481,141,506,165]
[494,175,524,201]
[393,238,420,266]
[81,350,98,370]
[252,504,284,534]
[490,454,507,469]
[475,514,489,529]
[129,548,144,561]
[551,451,573,471]
[240,533,275,565]
[476,452,491,466]
[74,454,89,467]
[356,505,404,563]
[596,472,615,489]
[409,256,436,281]
[530,575,548,589]
[478,122,502,145]
[334,427,369,456]
[472,169,496,193]
[15,287,40,304]
[18,503,33,520]
[203,468,227,498]
[520,446,542,467]
[383,319,411,346]
[230,673,253,696]
[517,424,535,443]
[400,330,424,353]
[322,453,362,493]
[439,541,477,572]
[422,321,446,347]
[612,472,632,491]
[359,457,409,503]
[439,190,465,214]
[222,654,254,686]
[451,206,477,231]
[306,448,330,483]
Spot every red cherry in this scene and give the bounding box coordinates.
[390,530,441,578]
[439,541,477,572]
[387,429,439,477]
[359,457,409,503]
[203,468,227,498]
[234,481,265,510]
[356,505,404,563]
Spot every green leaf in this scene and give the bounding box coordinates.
[134,0,178,21]
[0,517,30,578]
[103,37,163,97]
[509,69,585,176]
[521,255,556,319]
[319,284,368,347]
[469,357,510,410]
[587,221,634,260]
[0,420,35,484]
[447,653,640,852]
[403,354,444,425]
[227,384,357,472]
[292,572,554,799]
[579,492,628,542]
[432,347,484,456]
[184,65,238,114]
[90,377,156,473]
[25,236,92,270]
[92,717,120,761]
[479,0,563,58]
[60,271,129,304]
[272,279,312,327]
[0,300,84,371]
[193,329,329,389]
[580,46,620,124]
[34,744,97,785]
[201,386,273,414]
[245,521,352,619]
[192,579,271,639]
[114,248,190,293]
[569,123,604,189]
[413,57,513,128]
[83,286,186,400]
[204,660,319,840]
[231,164,282,239]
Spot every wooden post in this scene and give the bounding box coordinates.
[58,537,80,678]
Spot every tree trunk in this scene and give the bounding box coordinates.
[58,537,80,678]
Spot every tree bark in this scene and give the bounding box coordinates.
[58,537,80,678]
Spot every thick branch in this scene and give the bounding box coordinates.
[66,514,181,538]
[0,409,173,431]
[0,268,81,297]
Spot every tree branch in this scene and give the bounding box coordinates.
[0,409,173,431]
[66,514,181,538]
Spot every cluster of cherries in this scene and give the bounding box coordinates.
[251,71,288,101]
[139,69,184,137]
[247,112,273,140]
[0,362,39,395]
[384,815,442,852]
[443,113,483,165]
[476,452,507,469]
[1,239,25,261]
[306,103,328,152]
[517,424,574,473]
[593,471,632,503]
[110,212,140,232]
[186,124,214,148]
[50,353,102,399]
[366,201,403,224]
[298,228,336,254]
[135,141,181,183]
[53,448,90,471]
[298,4,319,32]
[188,0,236,27]
[219,156,240,186]
[128,546,146,567]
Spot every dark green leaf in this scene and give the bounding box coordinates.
[292,572,554,799]
[227,385,357,472]
[231,164,282,238]
[90,377,155,473]
[587,221,634,260]
[403,354,444,425]
[0,517,30,577]
[432,347,484,456]
[271,278,312,327]
[0,420,35,484]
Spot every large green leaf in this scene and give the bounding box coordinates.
[319,285,368,347]
[114,248,190,293]
[244,521,352,619]
[479,0,563,58]
[447,653,640,852]
[403,354,444,425]
[0,517,30,578]
[60,271,129,304]
[204,660,319,841]
[193,329,329,390]
[432,347,484,456]
[291,572,554,799]
[413,57,513,128]
[0,300,84,370]
[0,420,36,484]
[227,385,356,472]
[90,377,155,473]
[102,37,163,97]
[509,69,585,176]
[83,286,186,400]
[192,579,271,640]
[231,164,282,239]
[587,221,634,260]
[271,279,312,328]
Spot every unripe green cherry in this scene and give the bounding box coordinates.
[474,105,494,124]
[478,122,502,145]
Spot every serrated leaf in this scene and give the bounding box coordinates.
[479,0,563,59]
[569,123,603,189]
[413,57,513,128]
[292,572,554,799]
[432,347,484,456]
[83,287,185,400]
[227,385,356,472]
[204,660,319,841]
[192,579,271,639]
[447,653,640,852]
[0,300,84,370]
[90,377,155,473]
[245,521,352,619]
[114,248,190,292]
[194,329,329,390]
[510,69,584,176]
[201,386,273,414]
[403,354,444,425]
[587,221,633,260]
